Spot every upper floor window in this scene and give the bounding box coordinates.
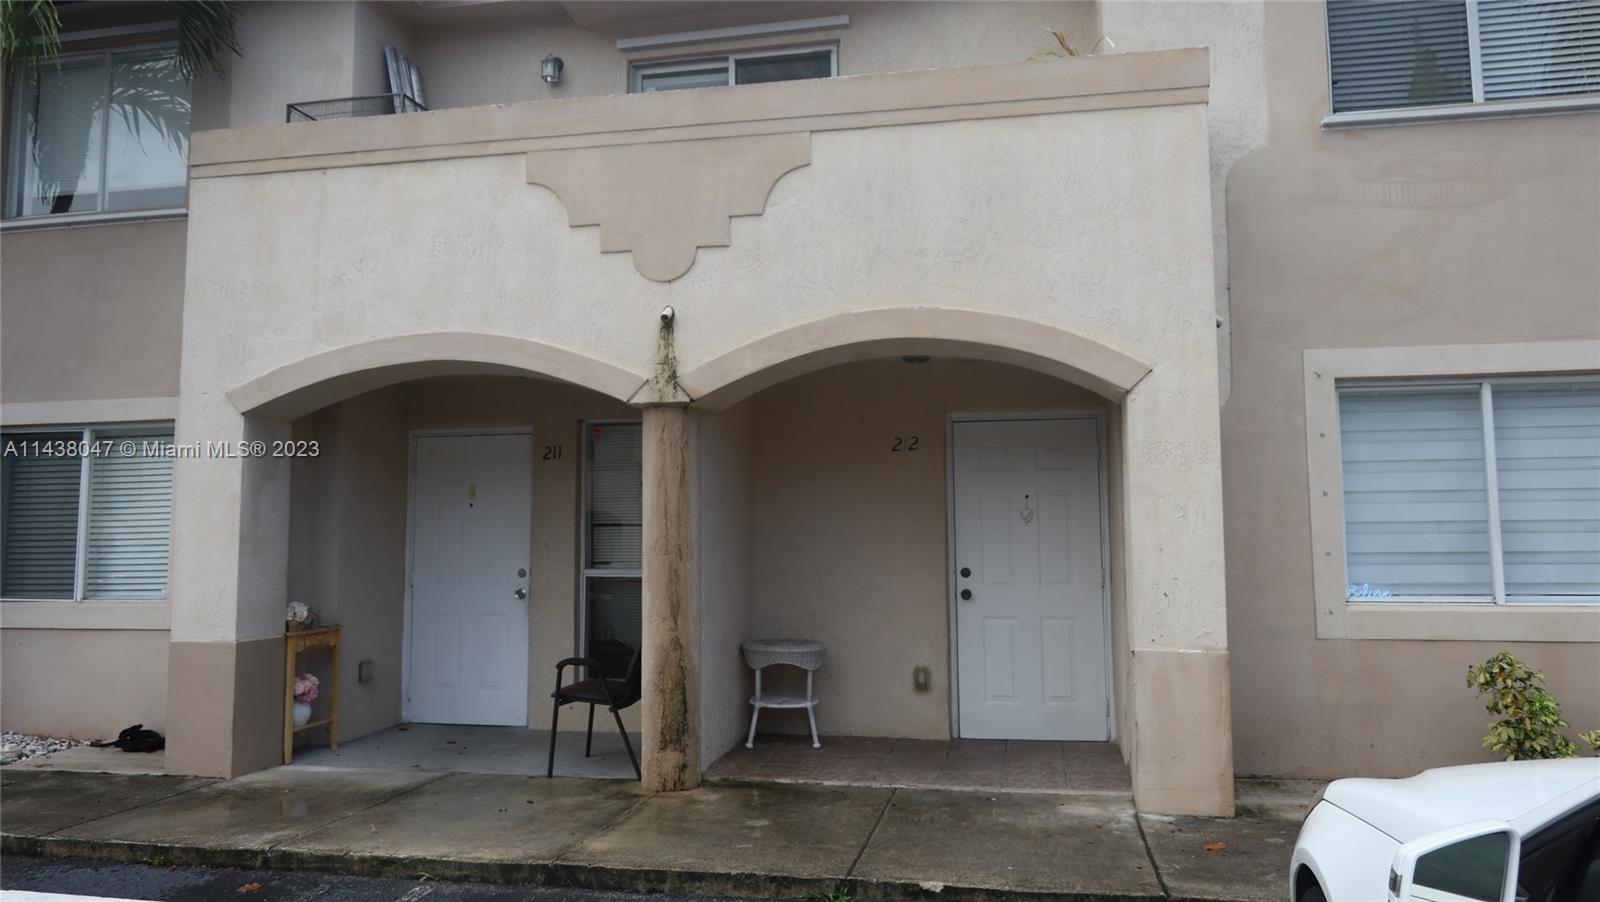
[630,46,836,93]
[1326,0,1600,113]
[1337,378,1599,604]
[6,46,189,219]
[1,425,175,601]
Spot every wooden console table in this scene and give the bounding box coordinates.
[283,625,341,764]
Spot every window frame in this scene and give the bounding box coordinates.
[0,421,175,603]
[629,44,839,94]
[1304,341,1600,642]
[1321,1,1600,128]
[5,41,190,222]
[1335,375,1600,606]
[578,419,643,660]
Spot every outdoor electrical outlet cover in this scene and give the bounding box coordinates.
[358,659,376,684]
[913,665,930,691]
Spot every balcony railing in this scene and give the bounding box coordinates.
[285,93,426,123]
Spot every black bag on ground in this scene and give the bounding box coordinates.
[89,724,165,753]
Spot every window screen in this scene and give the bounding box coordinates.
[632,47,835,94]
[1477,0,1600,101]
[1339,388,1494,597]
[586,576,642,651]
[735,50,834,85]
[83,430,174,600]
[1491,381,1600,597]
[1326,0,1600,113]
[584,423,643,661]
[588,423,642,570]
[1327,0,1474,112]
[637,64,730,92]
[104,50,189,212]
[1,433,84,598]
[10,47,188,218]
[1337,380,1600,603]
[1,426,175,600]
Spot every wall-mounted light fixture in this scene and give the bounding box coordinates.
[541,54,564,85]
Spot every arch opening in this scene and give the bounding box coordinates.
[227,332,646,419]
[695,353,1132,788]
[680,309,1151,410]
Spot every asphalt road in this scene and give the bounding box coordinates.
[0,856,771,902]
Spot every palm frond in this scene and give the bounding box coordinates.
[1,0,62,74]
[171,0,242,81]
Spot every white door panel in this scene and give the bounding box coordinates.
[409,433,532,726]
[955,418,1107,741]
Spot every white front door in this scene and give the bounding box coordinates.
[953,418,1108,741]
[407,433,532,726]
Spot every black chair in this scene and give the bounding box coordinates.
[547,641,641,780]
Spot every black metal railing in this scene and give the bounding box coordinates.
[285,93,426,123]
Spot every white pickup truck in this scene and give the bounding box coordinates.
[1291,759,1600,902]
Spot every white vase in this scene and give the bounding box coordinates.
[292,701,312,727]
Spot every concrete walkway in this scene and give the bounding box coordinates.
[291,723,642,779]
[1,765,1311,901]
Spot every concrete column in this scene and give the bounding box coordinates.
[164,405,293,777]
[639,403,701,792]
[1118,376,1235,817]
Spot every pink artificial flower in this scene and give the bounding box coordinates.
[293,673,320,704]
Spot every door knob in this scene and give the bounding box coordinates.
[959,567,971,578]
[514,588,528,599]
[960,588,973,601]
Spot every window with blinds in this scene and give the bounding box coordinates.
[631,46,836,93]
[1326,0,1600,113]
[8,46,189,218]
[0,426,174,600]
[1337,380,1599,603]
[583,423,643,657]
[1,433,84,598]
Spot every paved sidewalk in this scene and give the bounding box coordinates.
[1,765,1308,901]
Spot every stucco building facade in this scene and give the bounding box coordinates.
[2,1,1595,819]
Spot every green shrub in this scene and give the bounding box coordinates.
[1467,653,1598,760]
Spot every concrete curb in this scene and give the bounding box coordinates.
[4,832,1181,902]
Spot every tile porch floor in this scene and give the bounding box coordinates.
[706,734,1132,794]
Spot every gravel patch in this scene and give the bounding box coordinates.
[1,732,86,765]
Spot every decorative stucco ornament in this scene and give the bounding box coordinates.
[526,132,811,282]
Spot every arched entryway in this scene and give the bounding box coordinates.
[642,308,1233,815]
[163,336,649,780]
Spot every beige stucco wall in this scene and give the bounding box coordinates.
[168,54,1231,808]
[1223,1,1600,778]
[0,628,169,738]
[733,358,1108,741]
[1098,1,1268,401]
[173,89,1219,642]
[201,2,361,130]
[286,376,638,741]
[697,404,756,764]
[0,221,185,404]
[411,1,1100,110]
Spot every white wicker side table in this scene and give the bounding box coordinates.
[742,638,825,749]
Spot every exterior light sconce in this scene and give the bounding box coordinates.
[541,54,564,85]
